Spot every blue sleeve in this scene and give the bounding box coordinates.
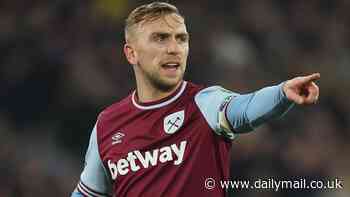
[226,82,294,133]
[194,86,240,140]
[194,83,294,140]
[71,125,112,197]
[71,190,84,197]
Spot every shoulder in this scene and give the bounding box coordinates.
[186,82,239,99]
[184,81,205,94]
[194,85,239,104]
[101,94,132,115]
[96,93,134,131]
[180,81,206,103]
[193,85,239,138]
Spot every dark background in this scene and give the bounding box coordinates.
[0,0,349,196]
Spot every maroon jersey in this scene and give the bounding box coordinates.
[73,80,294,197]
[74,81,238,197]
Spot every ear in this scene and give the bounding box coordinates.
[124,43,137,65]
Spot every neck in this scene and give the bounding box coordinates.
[135,79,182,103]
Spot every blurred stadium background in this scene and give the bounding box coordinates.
[0,0,349,196]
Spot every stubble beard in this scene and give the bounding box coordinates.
[147,69,183,92]
[137,63,184,92]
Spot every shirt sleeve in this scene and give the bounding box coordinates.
[194,83,294,140]
[71,125,112,197]
[225,82,294,133]
[194,86,240,140]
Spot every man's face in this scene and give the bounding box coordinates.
[125,13,189,91]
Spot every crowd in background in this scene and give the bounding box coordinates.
[0,0,349,196]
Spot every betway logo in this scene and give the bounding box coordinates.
[108,141,187,180]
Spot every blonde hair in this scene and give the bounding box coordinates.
[125,2,184,42]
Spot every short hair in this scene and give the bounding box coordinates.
[125,2,184,42]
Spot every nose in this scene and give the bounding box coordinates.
[167,39,181,55]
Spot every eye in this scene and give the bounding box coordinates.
[177,34,189,43]
[154,33,168,42]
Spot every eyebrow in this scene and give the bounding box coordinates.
[150,32,189,38]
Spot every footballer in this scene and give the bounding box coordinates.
[71,2,320,197]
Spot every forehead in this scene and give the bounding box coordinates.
[138,14,187,35]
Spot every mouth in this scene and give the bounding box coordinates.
[161,62,180,69]
[160,62,181,77]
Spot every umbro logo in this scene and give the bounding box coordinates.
[112,132,125,145]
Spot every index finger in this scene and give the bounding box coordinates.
[300,73,321,83]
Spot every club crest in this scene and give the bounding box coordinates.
[164,110,184,134]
